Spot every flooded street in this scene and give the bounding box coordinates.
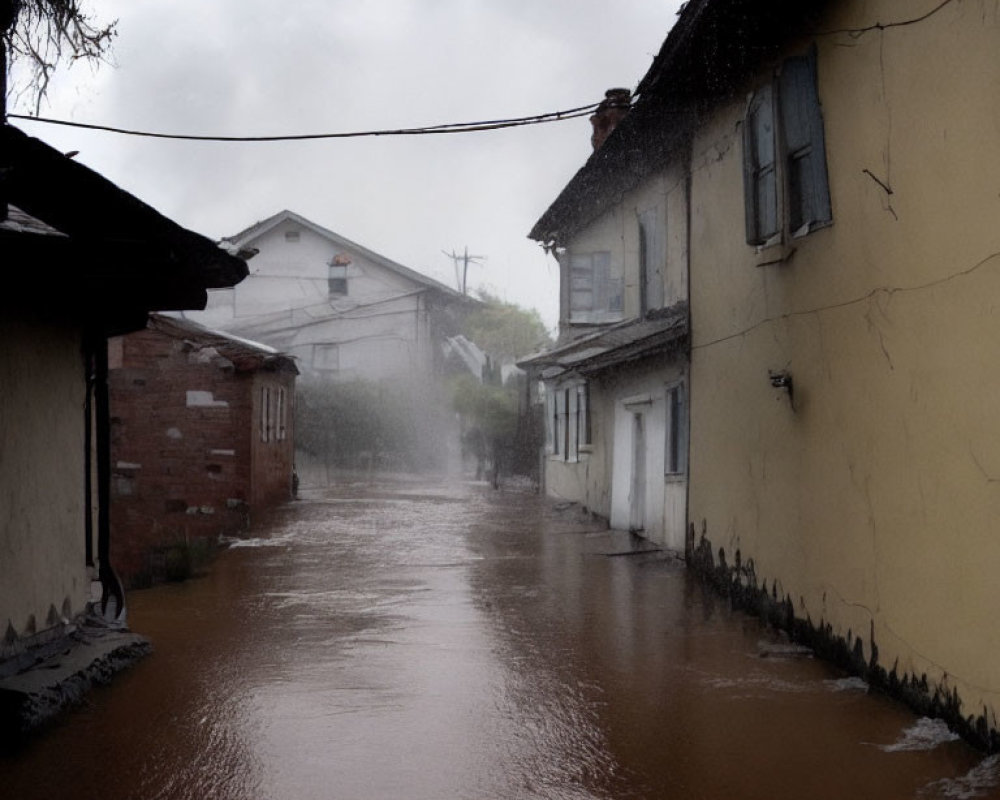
[2,479,997,799]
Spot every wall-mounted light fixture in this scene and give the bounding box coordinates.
[768,369,794,410]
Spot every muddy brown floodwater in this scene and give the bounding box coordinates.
[2,478,999,799]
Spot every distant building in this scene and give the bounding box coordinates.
[184,209,466,382]
[109,315,297,587]
[183,209,475,475]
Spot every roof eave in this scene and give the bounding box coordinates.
[2,125,249,298]
[529,0,831,245]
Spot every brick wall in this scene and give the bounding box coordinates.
[109,327,295,587]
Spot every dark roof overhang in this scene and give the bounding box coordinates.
[528,0,830,247]
[1,124,249,331]
[518,302,688,378]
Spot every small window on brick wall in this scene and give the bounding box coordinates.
[260,386,272,442]
[277,387,287,441]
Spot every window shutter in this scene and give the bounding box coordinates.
[554,388,565,456]
[544,389,555,454]
[578,383,591,446]
[596,251,622,313]
[743,84,779,245]
[639,209,665,311]
[567,385,579,462]
[593,252,609,312]
[779,48,831,231]
[569,254,596,313]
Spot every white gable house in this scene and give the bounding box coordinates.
[186,210,464,382]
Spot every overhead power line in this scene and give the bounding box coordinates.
[6,102,604,142]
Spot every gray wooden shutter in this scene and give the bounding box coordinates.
[743,83,778,245]
[569,254,595,313]
[779,48,831,232]
[638,209,664,311]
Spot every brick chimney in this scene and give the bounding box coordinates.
[590,88,631,151]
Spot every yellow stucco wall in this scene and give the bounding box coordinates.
[688,0,1000,727]
[0,315,89,641]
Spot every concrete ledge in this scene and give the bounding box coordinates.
[0,618,150,743]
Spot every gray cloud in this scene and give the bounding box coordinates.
[14,0,683,328]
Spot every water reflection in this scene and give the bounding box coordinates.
[0,479,994,799]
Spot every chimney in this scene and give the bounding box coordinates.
[590,88,631,151]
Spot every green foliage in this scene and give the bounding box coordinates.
[446,293,548,484]
[449,373,517,440]
[463,289,552,361]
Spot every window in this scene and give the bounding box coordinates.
[546,381,591,462]
[637,209,664,313]
[260,386,272,442]
[565,387,577,461]
[555,388,567,458]
[314,343,340,371]
[276,387,287,441]
[665,382,687,475]
[284,230,300,243]
[328,264,348,295]
[576,383,591,449]
[743,48,831,246]
[568,251,622,321]
[545,391,559,455]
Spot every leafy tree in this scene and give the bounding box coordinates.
[463,289,552,362]
[2,0,116,112]
[449,294,550,486]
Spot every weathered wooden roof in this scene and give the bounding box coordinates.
[1,124,249,326]
[147,313,299,375]
[518,302,688,376]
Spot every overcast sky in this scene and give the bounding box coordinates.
[11,0,683,329]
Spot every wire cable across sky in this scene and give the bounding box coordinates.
[6,101,605,142]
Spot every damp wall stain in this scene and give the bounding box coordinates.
[688,519,1000,753]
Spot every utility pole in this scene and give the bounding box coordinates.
[442,246,486,296]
